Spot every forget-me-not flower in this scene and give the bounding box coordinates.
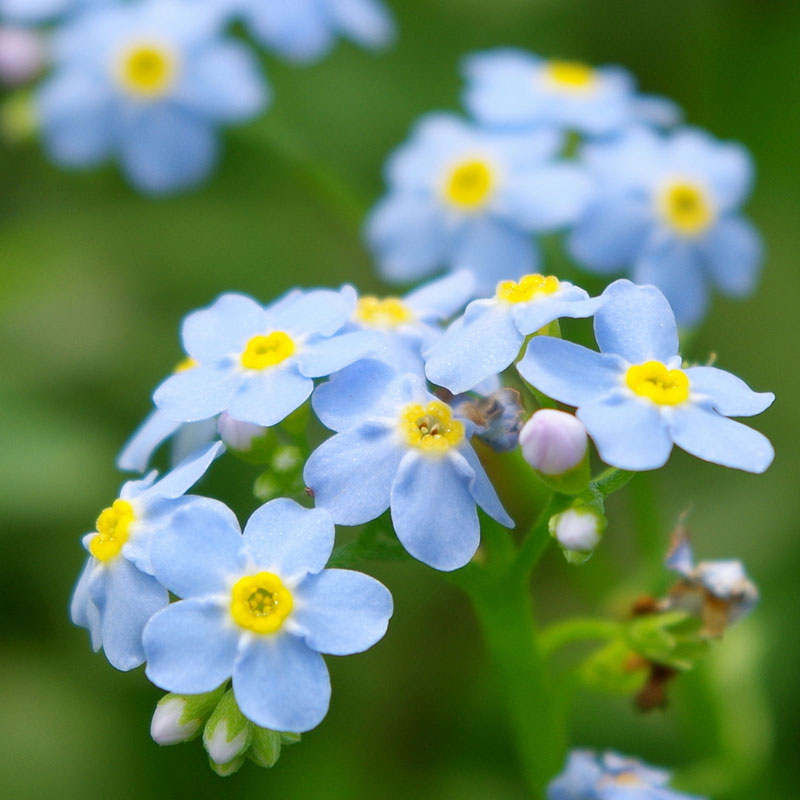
[223,0,395,63]
[304,366,513,571]
[153,288,379,428]
[462,48,680,137]
[425,273,603,394]
[0,0,108,25]
[36,0,267,194]
[71,440,224,670]
[517,280,774,473]
[142,498,393,732]
[548,749,706,800]
[568,126,761,326]
[366,113,590,294]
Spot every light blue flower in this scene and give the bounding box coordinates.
[36,0,267,194]
[517,280,774,473]
[142,497,392,732]
[425,273,603,394]
[153,288,379,428]
[345,270,475,376]
[366,113,590,295]
[223,0,394,63]
[548,749,706,800]
[462,48,681,137]
[70,441,224,671]
[0,0,108,25]
[305,368,513,571]
[568,126,761,326]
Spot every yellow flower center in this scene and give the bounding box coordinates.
[658,181,714,236]
[240,332,296,370]
[174,356,197,373]
[444,159,495,210]
[89,499,135,562]
[626,361,690,406]
[400,401,465,454]
[544,60,597,92]
[116,42,177,98]
[496,273,560,304]
[612,772,645,787]
[230,572,293,634]
[355,296,414,329]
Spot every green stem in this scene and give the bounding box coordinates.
[627,472,664,577]
[539,617,623,658]
[512,493,570,580]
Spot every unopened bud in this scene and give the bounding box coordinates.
[203,689,252,769]
[151,686,225,746]
[217,412,272,462]
[0,28,44,87]
[549,507,606,564]
[520,409,587,475]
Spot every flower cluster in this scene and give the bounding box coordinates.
[367,48,762,325]
[2,0,394,193]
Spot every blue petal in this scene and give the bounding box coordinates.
[404,270,476,320]
[291,569,393,655]
[547,750,603,800]
[227,366,313,427]
[116,409,183,473]
[304,423,404,525]
[701,216,763,298]
[149,497,246,598]
[455,445,514,527]
[328,0,395,48]
[425,302,523,394]
[101,557,168,671]
[144,597,240,693]
[669,405,774,473]
[311,359,399,432]
[232,634,331,732]
[510,287,604,336]
[297,331,383,378]
[633,237,708,328]
[267,287,355,338]
[518,337,625,406]
[70,558,102,651]
[137,440,224,504]
[577,395,673,471]
[153,364,240,422]
[390,451,480,571]
[171,418,219,466]
[242,0,335,62]
[594,279,679,363]
[182,293,267,363]
[684,366,774,417]
[242,499,335,581]
[119,105,218,196]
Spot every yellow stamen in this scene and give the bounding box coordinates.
[400,401,464,454]
[355,296,414,328]
[658,180,714,236]
[89,499,135,562]
[240,332,295,370]
[444,159,495,210]
[496,273,560,304]
[116,42,177,98]
[174,356,197,373]
[626,361,690,405]
[230,572,293,634]
[544,60,597,91]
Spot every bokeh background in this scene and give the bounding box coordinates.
[2,0,798,797]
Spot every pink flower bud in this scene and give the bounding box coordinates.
[519,409,588,476]
[0,28,44,87]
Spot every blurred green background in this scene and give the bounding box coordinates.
[2,0,798,797]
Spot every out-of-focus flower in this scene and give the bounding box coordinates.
[452,387,525,453]
[569,126,761,326]
[463,49,681,137]
[0,0,109,25]
[518,280,774,473]
[425,273,602,394]
[0,27,44,85]
[305,369,513,571]
[143,498,393,732]
[70,441,223,670]
[366,113,590,294]
[36,0,267,194]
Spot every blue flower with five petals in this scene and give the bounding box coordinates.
[71,441,223,670]
[517,280,774,473]
[142,497,392,733]
[304,366,513,571]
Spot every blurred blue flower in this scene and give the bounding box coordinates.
[35,0,268,194]
[224,0,394,62]
[425,273,602,394]
[305,368,513,571]
[153,288,379,428]
[70,441,223,671]
[517,280,774,473]
[366,112,590,294]
[462,48,680,137]
[568,126,761,326]
[143,497,392,732]
[0,0,108,25]
[548,749,705,799]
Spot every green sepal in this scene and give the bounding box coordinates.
[625,610,709,671]
[534,453,591,495]
[229,428,277,465]
[248,727,283,768]
[208,755,246,777]
[578,639,648,695]
[171,684,227,740]
[279,731,302,746]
